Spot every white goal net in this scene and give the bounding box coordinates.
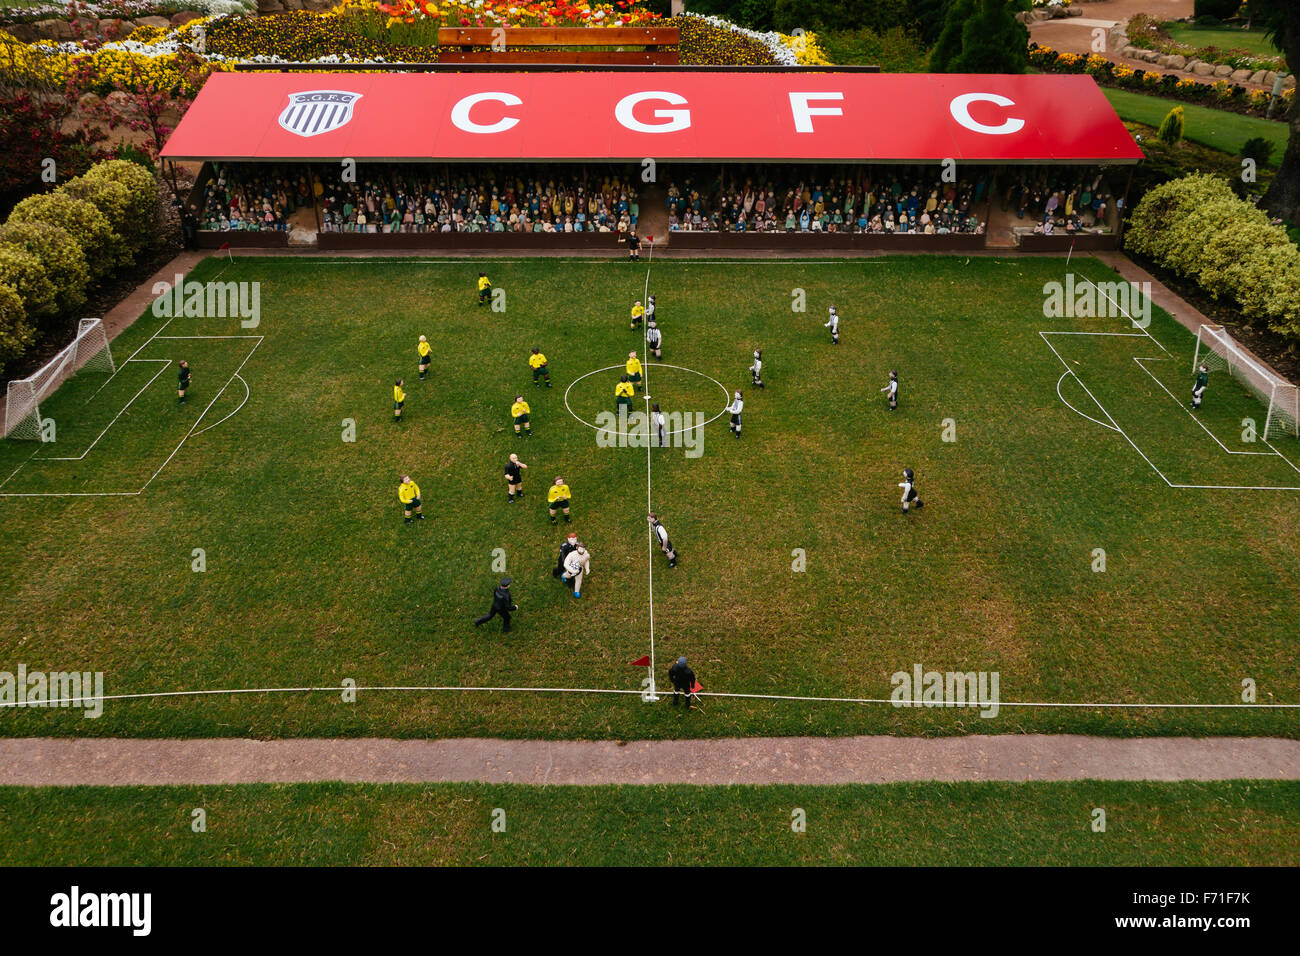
[1193,324,1298,441]
[3,318,115,441]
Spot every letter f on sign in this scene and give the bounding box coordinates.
[789,92,844,133]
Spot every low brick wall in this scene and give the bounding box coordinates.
[198,231,289,249]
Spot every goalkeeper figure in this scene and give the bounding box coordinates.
[1191,363,1208,410]
[177,360,191,404]
[477,271,492,306]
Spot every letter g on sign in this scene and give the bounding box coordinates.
[949,93,1025,136]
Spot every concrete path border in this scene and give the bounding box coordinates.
[2,736,1297,786]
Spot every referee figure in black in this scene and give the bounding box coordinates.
[474,577,517,633]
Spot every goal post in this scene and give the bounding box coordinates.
[1192,324,1299,441]
[3,318,115,440]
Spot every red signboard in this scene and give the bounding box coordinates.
[161,71,1143,164]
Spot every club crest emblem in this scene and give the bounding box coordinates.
[278,90,362,137]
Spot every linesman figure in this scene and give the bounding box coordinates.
[668,656,696,709]
[177,360,191,403]
[750,349,764,389]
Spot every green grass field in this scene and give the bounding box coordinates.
[0,779,1293,865]
[1,255,1297,740]
[1102,88,1289,165]
[1164,22,1284,61]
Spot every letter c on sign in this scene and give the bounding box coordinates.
[949,93,1025,136]
[615,91,690,134]
[451,92,523,134]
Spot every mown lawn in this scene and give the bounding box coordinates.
[1163,22,1283,61]
[0,255,1296,739]
[1102,88,1289,164]
[0,779,1293,865]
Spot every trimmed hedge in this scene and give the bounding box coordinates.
[7,191,117,283]
[80,159,160,258]
[0,221,91,317]
[1125,173,1300,339]
[0,244,56,324]
[63,176,135,268]
[0,282,34,381]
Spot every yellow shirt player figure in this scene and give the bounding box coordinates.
[393,378,406,422]
[511,395,531,437]
[547,476,572,525]
[529,348,551,388]
[417,335,431,380]
[477,271,492,306]
[626,350,643,393]
[615,376,635,415]
[398,474,425,524]
[630,300,644,331]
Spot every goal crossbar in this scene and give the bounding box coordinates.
[3,318,115,440]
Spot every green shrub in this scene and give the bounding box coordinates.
[821,26,930,70]
[0,220,89,317]
[62,177,133,268]
[79,159,159,258]
[6,191,118,282]
[0,244,56,323]
[1125,173,1300,339]
[1241,135,1273,166]
[772,0,912,34]
[110,140,157,175]
[1192,0,1240,21]
[1157,105,1185,145]
[932,0,1028,74]
[0,282,34,381]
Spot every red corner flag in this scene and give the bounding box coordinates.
[691,681,703,694]
[630,655,650,667]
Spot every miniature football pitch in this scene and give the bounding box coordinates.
[0,254,1296,740]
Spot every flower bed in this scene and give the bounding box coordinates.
[1125,13,1284,74]
[0,0,251,27]
[1029,43,1293,119]
[5,3,815,100]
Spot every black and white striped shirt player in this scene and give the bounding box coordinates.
[824,306,840,344]
[881,369,898,410]
[750,349,764,389]
[646,320,662,360]
[727,390,744,438]
[899,467,924,514]
[647,512,677,568]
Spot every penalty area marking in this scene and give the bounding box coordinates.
[3,683,1298,711]
[1041,331,1300,491]
[0,336,262,498]
[563,363,731,438]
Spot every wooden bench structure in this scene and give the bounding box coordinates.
[437,27,679,65]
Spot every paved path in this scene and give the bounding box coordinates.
[2,736,1296,786]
